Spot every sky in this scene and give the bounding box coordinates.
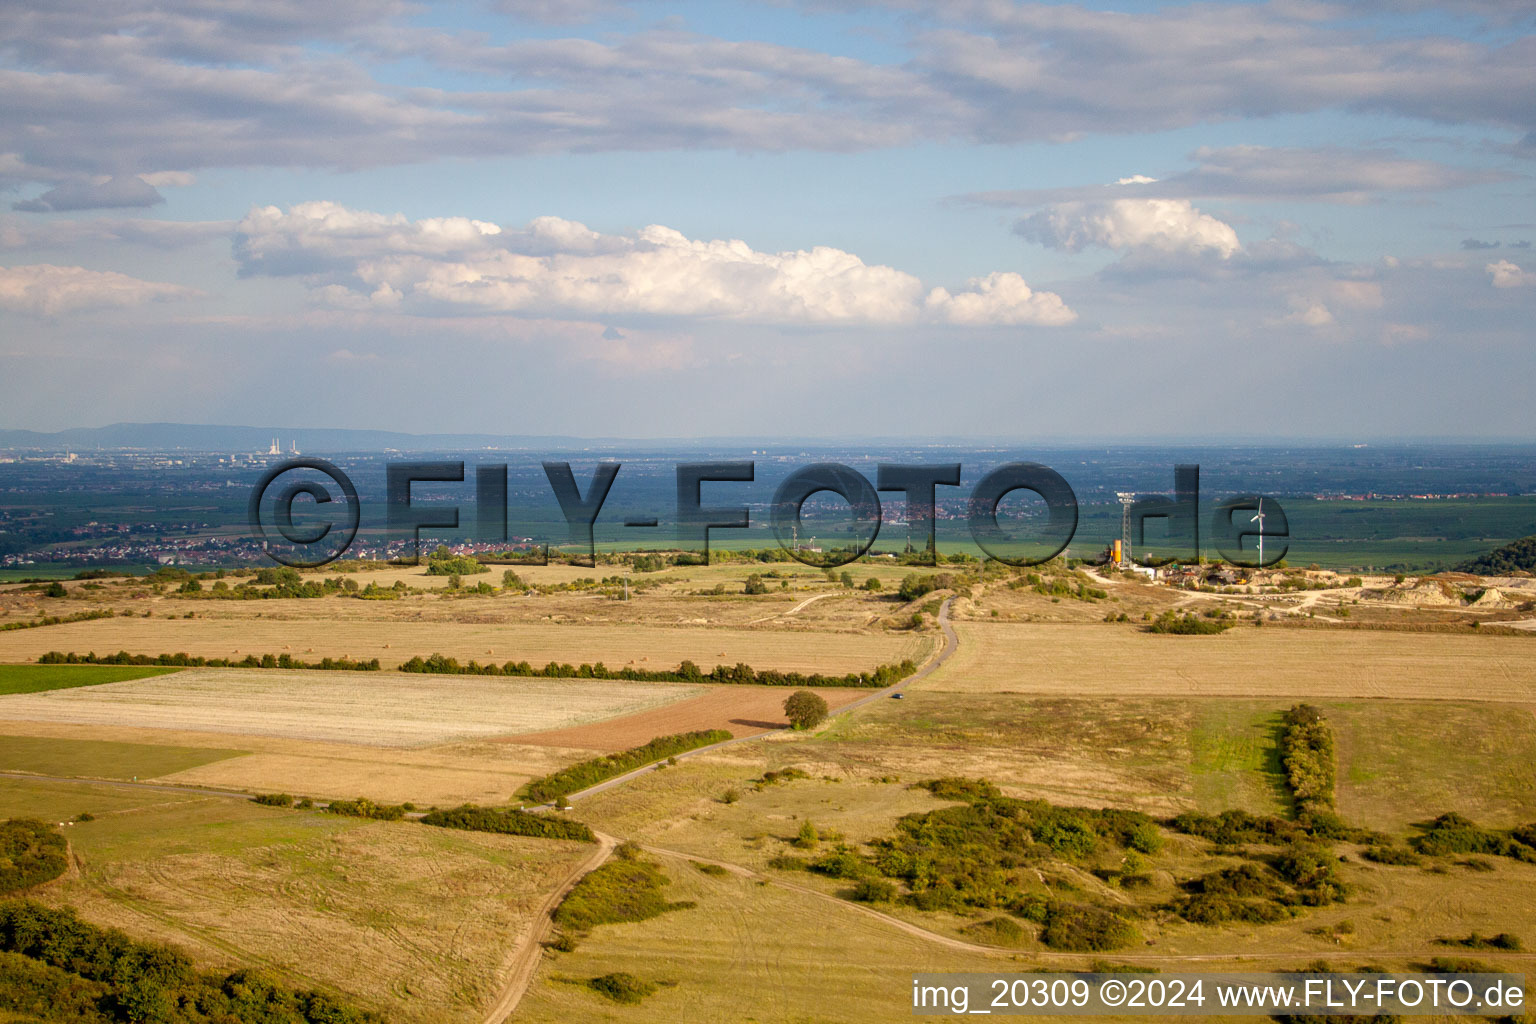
[1,0,1533,441]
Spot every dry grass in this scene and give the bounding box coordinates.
[0,667,702,748]
[0,719,585,805]
[926,621,1536,701]
[0,777,594,1024]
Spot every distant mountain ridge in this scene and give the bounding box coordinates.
[1458,536,1536,575]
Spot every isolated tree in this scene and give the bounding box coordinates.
[839,571,855,588]
[784,689,829,730]
[743,574,768,595]
[862,577,882,592]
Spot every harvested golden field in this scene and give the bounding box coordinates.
[1,777,594,1024]
[0,613,928,672]
[926,621,1536,701]
[0,667,702,747]
[511,684,872,752]
[0,718,589,804]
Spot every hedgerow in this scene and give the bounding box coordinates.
[519,731,732,803]
[420,805,595,843]
[40,650,382,671]
[1279,704,1336,818]
[0,609,115,633]
[398,653,918,688]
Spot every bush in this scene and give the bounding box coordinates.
[420,805,595,842]
[520,731,732,803]
[1436,932,1522,951]
[720,788,741,804]
[1040,902,1139,951]
[251,793,294,807]
[962,915,1024,943]
[0,821,67,895]
[1144,610,1230,634]
[587,972,658,1004]
[323,797,407,821]
[784,690,830,730]
[43,583,66,599]
[851,877,897,903]
[553,856,692,935]
[1274,842,1347,905]
[423,547,489,576]
[1363,845,1422,866]
[1410,813,1536,862]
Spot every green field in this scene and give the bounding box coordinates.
[0,663,181,695]
[0,734,247,780]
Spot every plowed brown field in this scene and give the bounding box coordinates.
[510,684,872,752]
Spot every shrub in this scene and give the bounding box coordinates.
[423,547,489,576]
[520,731,732,803]
[323,797,407,821]
[793,820,819,849]
[587,972,658,1004]
[963,915,1024,943]
[1274,842,1347,905]
[720,788,741,804]
[1040,902,1139,952]
[1410,813,1536,862]
[251,793,294,807]
[851,877,897,903]
[553,856,692,935]
[43,583,66,599]
[695,862,729,877]
[784,690,830,730]
[1436,932,1522,951]
[1145,610,1230,634]
[1363,845,1422,866]
[0,821,67,895]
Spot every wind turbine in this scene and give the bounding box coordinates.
[1251,499,1266,566]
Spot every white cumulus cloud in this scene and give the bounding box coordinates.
[1015,199,1240,258]
[1487,260,1536,288]
[0,263,198,315]
[234,202,1075,327]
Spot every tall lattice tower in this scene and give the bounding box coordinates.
[1115,492,1136,567]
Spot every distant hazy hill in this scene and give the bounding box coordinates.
[0,422,617,452]
[1458,536,1536,575]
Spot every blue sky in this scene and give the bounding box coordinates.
[1,0,1533,439]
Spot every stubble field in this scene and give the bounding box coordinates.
[0,667,706,747]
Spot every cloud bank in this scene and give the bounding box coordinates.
[234,202,1076,326]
